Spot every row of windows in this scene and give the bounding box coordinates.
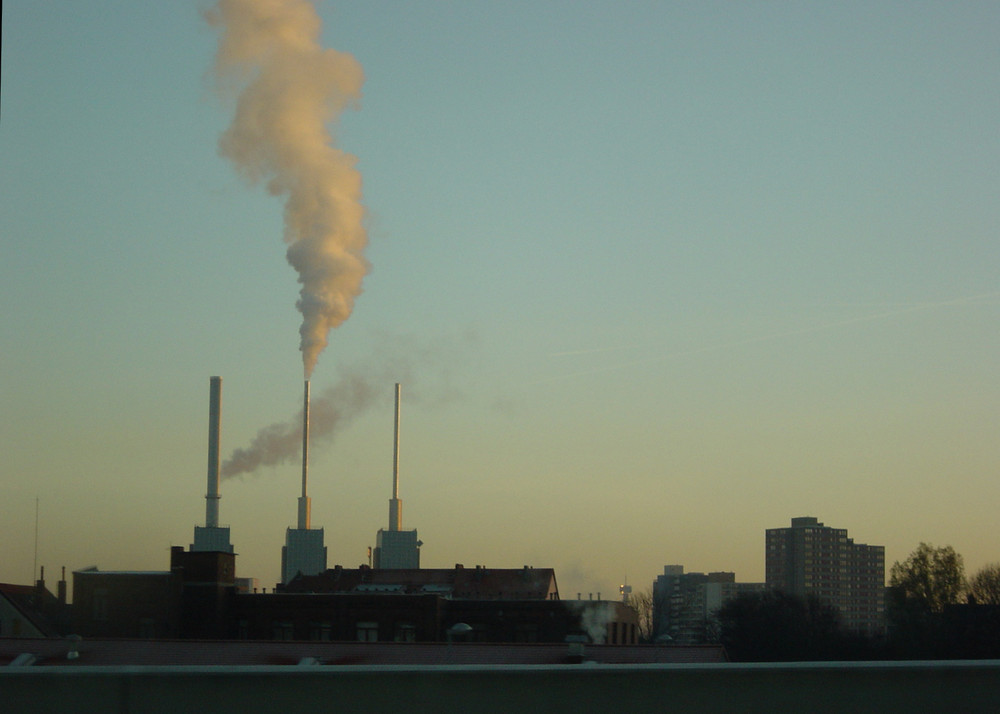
[250,620,419,642]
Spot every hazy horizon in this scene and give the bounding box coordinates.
[1,1,998,598]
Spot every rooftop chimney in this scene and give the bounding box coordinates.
[58,566,67,605]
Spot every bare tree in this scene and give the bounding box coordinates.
[889,542,965,612]
[968,563,1000,605]
[628,586,654,643]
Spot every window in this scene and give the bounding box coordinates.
[356,621,378,642]
[273,621,293,640]
[310,621,332,641]
[394,624,416,642]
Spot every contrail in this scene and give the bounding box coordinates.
[206,0,368,378]
[548,345,638,358]
[536,290,1000,384]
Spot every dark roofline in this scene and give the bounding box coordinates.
[0,637,727,667]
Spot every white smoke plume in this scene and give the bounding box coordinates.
[566,601,616,644]
[206,0,368,378]
[221,332,476,479]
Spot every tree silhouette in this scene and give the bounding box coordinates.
[716,590,846,661]
[889,543,965,612]
[968,564,1000,605]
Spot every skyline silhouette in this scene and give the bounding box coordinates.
[2,1,997,597]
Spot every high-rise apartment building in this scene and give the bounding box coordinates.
[765,516,885,635]
[652,566,765,644]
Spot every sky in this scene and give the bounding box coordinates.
[1,1,998,600]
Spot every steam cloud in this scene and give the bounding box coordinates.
[221,332,476,479]
[207,0,368,378]
[222,370,378,479]
[566,601,616,644]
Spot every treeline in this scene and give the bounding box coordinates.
[716,543,1000,661]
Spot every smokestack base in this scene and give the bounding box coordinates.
[389,498,401,532]
[192,526,234,554]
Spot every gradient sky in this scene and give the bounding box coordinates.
[2,1,998,599]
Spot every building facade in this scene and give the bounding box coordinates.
[281,527,328,585]
[373,529,420,569]
[72,548,235,639]
[652,566,765,644]
[69,550,637,645]
[765,516,885,635]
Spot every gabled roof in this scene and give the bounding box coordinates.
[0,637,726,667]
[0,583,62,637]
[283,566,559,600]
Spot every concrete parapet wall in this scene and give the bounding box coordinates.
[3,661,1000,714]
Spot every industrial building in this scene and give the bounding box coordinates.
[69,547,638,645]
[765,516,885,635]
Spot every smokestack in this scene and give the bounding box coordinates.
[298,380,311,529]
[206,376,222,528]
[388,383,402,531]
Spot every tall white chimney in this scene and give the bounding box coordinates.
[297,379,311,530]
[205,376,222,528]
[193,375,233,553]
[388,382,402,531]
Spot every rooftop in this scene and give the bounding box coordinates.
[0,637,726,667]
